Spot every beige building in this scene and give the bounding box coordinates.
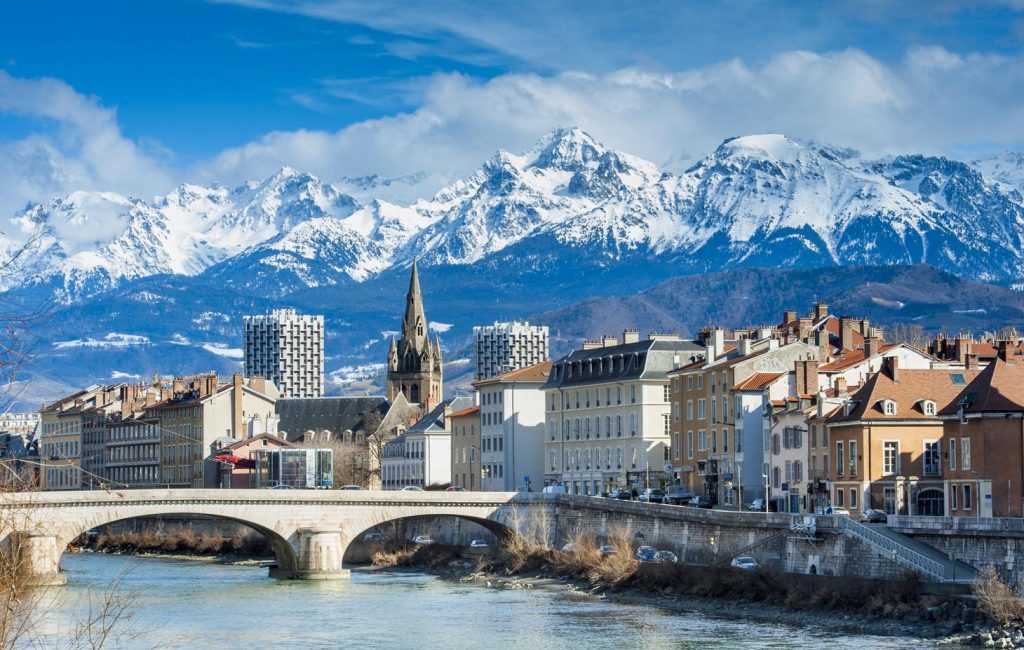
[449,405,480,490]
[543,332,702,496]
[39,385,122,490]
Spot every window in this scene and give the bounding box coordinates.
[630,414,638,437]
[663,414,670,436]
[686,400,693,420]
[698,399,706,420]
[785,461,793,483]
[883,441,899,475]
[734,428,742,453]
[711,399,717,423]
[631,385,637,404]
[949,439,957,471]
[849,488,858,509]
[849,440,858,476]
[772,467,780,488]
[923,400,936,416]
[722,428,728,453]
[687,431,693,459]
[616,416,622,437]
[950,485,958,510]
[883,400,896,416]
[836,488,845,507]
[963,484,973,510]
[836,442,844,477]
[711,430,717,454]
[698,429,706,452]
[673,402,680,422]
[697,375,703,389]
[664,385,671,402]
[923,441,940,476]
[672,433,680,459]
[811,424,817,448]
[772,434,780,455]
[961,438,971,470]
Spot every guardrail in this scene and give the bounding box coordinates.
[837,516,947,581]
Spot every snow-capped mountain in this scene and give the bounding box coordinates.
[8,127,1024,406]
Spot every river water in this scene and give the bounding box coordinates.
[32,554,941,649]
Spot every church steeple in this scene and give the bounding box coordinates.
[402,259,428,349]
[386,260,443,411]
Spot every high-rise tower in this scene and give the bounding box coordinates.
[386,261,443,410]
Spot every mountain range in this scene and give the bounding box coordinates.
[4,128,1024,408]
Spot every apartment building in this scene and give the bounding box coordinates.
[826,358,980,517]
[244,308,325,398]
[105,415,161,488]
[0,412,39,435]
[543,331,702,496]
[39,385,122,490]
[472,321,549,381]
[940,345,1024,517]
[381,397,470,490]
[473,361,550,491]
[670,333,819,507]
[449,405,480,490]
[150,374,279,488]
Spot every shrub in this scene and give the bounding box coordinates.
[974,566,1024,626]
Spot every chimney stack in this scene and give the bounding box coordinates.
[966,354,979,370]
[798,318,813,340]
[999,340,1017,363]
[864,334,879,359]
[834,375,848,395]
[883,356,900,383]
[602,335,618,348]
[814,301,829,321]
[783,310,797,324]
[623,329,640,345]
[955,337,970,365]
[232,373,244,438]
[795,359,819,396]
[839,318,855,352]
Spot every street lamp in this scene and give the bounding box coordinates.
[762,473,770,516]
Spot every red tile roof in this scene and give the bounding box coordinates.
[831,367,981,423]
[940,358,1024,415]
[731,372,786,391]
[449,405,480,418]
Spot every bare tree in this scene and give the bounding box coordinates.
[887,322,928,349]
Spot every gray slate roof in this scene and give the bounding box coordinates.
[277,396,389,442]
[408,396,474,434]
[543,339,704,390]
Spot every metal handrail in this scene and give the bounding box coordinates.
[838,516,946,581]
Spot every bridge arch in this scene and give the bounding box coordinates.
[341,513,513,565]
[61,512,299,576]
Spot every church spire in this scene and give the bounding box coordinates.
[402,259,428,349]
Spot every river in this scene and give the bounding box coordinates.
[31,554,941,649]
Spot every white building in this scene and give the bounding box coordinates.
[381,397,471,490]
[543,332,703,496]
[473,361,550,491]
[244,309,325,398]
[0,412,39,435]
[473,321,549,381]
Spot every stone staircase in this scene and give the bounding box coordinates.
[838,516,977,583]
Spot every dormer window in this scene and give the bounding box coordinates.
[882,400,897,416]
[921,400,936,416]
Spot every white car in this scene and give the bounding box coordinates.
[469,539,489,548]
[824,506,851,516]
[599,544,617,555]
[400,486,424,491]
[363,532,386,541]
[730,556,758,570]
[413,535,434,545]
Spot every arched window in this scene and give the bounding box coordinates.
[883,400,896,416]
[916,488,945,516]
[410,384,420,403]
[922,400,936,416]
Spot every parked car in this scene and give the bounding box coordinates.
[653,551,678,564]
[637,488,665,504]
[824,506,851,516]
[607,488,633,500]
[688,496,713,509]
[271,484,295,490]
[363,532,386,542]
[445,486,466,492]
[413,535,434,545]
[561,542,576,552]
[635,545,657,561]
[542,485,567,494]
[599,544,618,555]
[731,556,759,570]
[746,498,777,512]
[339,485,365,490]
[663,486,696,506]
[859,508,888,523]
[400,486,424,491]
[469,539,490,548]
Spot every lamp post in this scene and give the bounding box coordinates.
[470,445,478,492]
[762,473,770,517]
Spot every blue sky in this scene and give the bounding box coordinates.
[1,0,1024,212]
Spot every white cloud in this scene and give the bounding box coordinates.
[197,47,1024,189]
[0,70,172,221]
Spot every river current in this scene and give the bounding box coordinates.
[32,554,940,649]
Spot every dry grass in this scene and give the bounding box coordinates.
[371,548,416,567]
[974,566,1024,625]
[587,528,640,589]
[89,528,272,556]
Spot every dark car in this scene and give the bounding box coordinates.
[859,508,888,524]
[746,498,778,512]
[688,496,713,509]
[608,488,633,500]
[635,545,657,561]
[663,486,696,506]
[637,488,665,504]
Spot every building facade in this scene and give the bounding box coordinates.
[449,405,480,490]
[105,415,161,488]
[472,321,549,381]
[381,397,469,489]
[0,412,39,435]
[386,262,443,411]
[244,308,325,398]
[544,332,702,496]
[473,361,550,491]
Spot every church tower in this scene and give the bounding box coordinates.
[386,261,443,411]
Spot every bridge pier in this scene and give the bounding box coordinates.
[12,531,66,586]
[270,527,349,580]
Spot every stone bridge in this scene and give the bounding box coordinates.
[2,490,978,587]
[1,489,556,585]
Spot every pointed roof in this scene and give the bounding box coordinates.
[401,260,428,349]
[940,357,1024,415]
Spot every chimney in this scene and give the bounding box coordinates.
[248,376,267,394]
[999,340,1017,363]
[883,356,900,383]
[623,329,640,345]
[864,335,879,359]
[145,392,156,407]
[738,338,753,356]
[602,335,618,348]
[859,319,871,337]
[713,328,726,356]
[834,376,848,395]
[966,354,979,370]
[797,318,813,341]
[955,337,970,365]
[172,378,185,395]
[816,329,830,361]
[581,340,602,350]
[232,373,244,438]
[783,310,797,324]
[795,359,819,396]
[814,301,829,321]
[839,318,855,352]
